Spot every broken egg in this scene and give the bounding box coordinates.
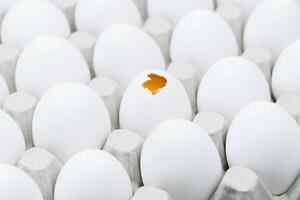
[148,0,214,25]
[1,0,71,49]
[226,101,300,195]
[15,35,91,98]
[0,164,43,200]
[32,82,111,163]
[272,40,300,99]
[141,119,222,200]
[94,24,166,90]
[55,150,132,200]
[75,0,142,36]
[171,9,238,77]
[0,110,25,165]
[119,70,192,138]
[244,0,300,58]
[142,73,167,95]
[197,57,271,122]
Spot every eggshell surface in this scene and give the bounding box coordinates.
[120,69,192,138]
[272,40,300,99]
[94,24,165,90]
[141,119,222,200]
[148,0,214,25]
[226,101,300,195]
[171,9,238,77]
[1,0,71,49]
[0,74,9,107]
[197,57,271,122]
[15,35,91,98]
[75,0,142,36]
[0,110,25,165]
[55,150,132,200]
[0,164,43,200]
[244,0,300,58]
[32,82,111,163]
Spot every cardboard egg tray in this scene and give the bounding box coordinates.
[1,0,300,200]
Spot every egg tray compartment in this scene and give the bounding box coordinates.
[14,120,300,200]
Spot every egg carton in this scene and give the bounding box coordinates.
[69,31,97,77]
[13,108,300,200]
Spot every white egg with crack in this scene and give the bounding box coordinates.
[0,110,25,165]
[216,0,262,21]
[94,24,166,90]
[226,101,300,195]
[1,0,71,49]
[141,119,222,200]
[272,40,300,99]
[147,0,214,25]
[171,9,238,77]
[244,0,300,59]
[55,150,132,200]
[0,164,43,200]
[75,0,142,36]
[32,82,111,163]
[197,57,271,122]
[120,69,192,138]
[15,35,91,98]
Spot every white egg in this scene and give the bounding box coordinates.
[0,74,9,107]
[1,0,71,49]
[120,69,192,138]
[141,119,222,200]
[55,150,132,200]
[0,0,22,9]
[197,57,270,122]
[272,40,300,99]
[0,164,43,200]
[15,35,91,98]
[171,9,238,77]
[75,0,142,36]
[147,0,214,25]
[227,101,300,195]
[216,0,262,21]
[32,82,111,163]
[94,24,166,90]
[0,110,25,165]
[244,0,300,58]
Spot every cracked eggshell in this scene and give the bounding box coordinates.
[94,24,166,90]
[75,0,142,36]
[197,57,271,122]
[1,0,71,49]
[244,0,300,59]
[15,35,91,98]
[170,9,238,77]
[141,119,222,200]
[55,150,132,200]
[0,110,25,165]
[119,69,192,138]
[272,40,300,99]
[226,101,300,195]
[147,0,214,25]
[32,82,111,163]
[216,0,262,21]
[0,164,43,200]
